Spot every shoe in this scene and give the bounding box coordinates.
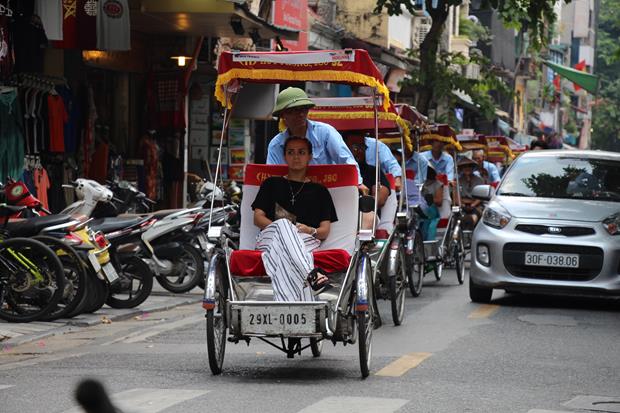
[307,268,329,293]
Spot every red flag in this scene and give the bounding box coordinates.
[553,75,561,92]
[573,60,587,91]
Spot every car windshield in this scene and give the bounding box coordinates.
[497,156,620,201]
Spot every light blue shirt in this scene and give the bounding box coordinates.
[420,150,455,181]
[267,120,362,184]
[474,160,501,183]
[405,152,428,206]
[364,137,402,178]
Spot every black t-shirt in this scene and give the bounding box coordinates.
[252,177,338,228]
[359,161,391,195]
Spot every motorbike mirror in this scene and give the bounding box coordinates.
[359,195,375,213]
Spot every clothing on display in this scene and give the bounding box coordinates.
[0,12,14,79]
[35,0,63,41]
[0,89,24,183]
[48,94,68,152]
[53,0,77,48]
[33,166,50,209]
[76,0,97,50]
[97,0,130,51]
[12,13,47,73]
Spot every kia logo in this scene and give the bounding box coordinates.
[548,227,562,233]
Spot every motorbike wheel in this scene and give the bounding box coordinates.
[0,238,65,323]
[33,236,88,321]
[106,256,153,309]
[157,244,204,294]
[83,272,109,314]
[389,252,406,326]
[407,230,425,297]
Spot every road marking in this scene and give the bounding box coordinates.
[61,388,209,413]
[0,385,14,390]
[0,353,86,371]
[101,314,203,345]
[528,410,574,413]
[375,352,432,377]
[564,395,620,413]
[297,396,408,413]
[468,304,499,319]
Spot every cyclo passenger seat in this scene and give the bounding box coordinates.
[230,164,359,277]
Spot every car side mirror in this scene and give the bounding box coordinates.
[359,195,375,213]
[472,184,493,201]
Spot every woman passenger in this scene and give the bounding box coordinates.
[252,136,338,301]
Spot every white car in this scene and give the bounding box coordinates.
[469,150,620,302]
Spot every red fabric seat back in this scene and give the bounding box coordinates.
[230,249,351,277]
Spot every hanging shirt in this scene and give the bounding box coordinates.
[420,150,455,181]
[0,14,14,79]
[48,95,68,152]
[35,0,63,41]
[97,0,130,51]
[0,90,24,183]
[12,14,47,73]
[267,120,362,185]
[77,0,98,49]
[364,137,402,178]
[34,167,51,210]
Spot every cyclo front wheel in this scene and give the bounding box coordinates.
[407,230,424,297]
[453,230,465,285]
[355,254,374,378]
[206,255,227,375]
[0,237,65,323]
[388,248,406,326]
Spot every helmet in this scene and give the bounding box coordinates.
[198,181,224,202]
[272,87,315,116]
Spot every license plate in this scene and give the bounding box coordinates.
[197,233,209,251]
[524,252,579,268]
[101,262,120,283]
[87,252,102,273]
[240,305,317,335]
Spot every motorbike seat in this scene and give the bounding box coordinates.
[3,214,73,237]
[148,209,185,220]
[89,216,146,234]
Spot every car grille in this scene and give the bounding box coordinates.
[503,243,603,281]
[515,225,595,236]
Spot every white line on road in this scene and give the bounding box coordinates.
[528,410,574,413]
[101,314,204,345]
[60,388,209,413]
[0,353,86,371]
[296,396,409,413]
[0,385,14,390]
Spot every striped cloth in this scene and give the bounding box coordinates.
[256,219,321,302]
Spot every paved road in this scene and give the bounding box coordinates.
[1,269,619,413]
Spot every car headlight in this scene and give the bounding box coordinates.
[602,213,620,235]
[482,205,511,229]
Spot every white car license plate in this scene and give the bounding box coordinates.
[240,305,316,335]
[87,252,102,273]
[524,252,579,268]
[101,262,120,283]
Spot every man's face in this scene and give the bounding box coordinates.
[473,151,485,165]
[431,140,445,155]
[280,106,309,130]
[345,136,366,163]
[461,165,474,176]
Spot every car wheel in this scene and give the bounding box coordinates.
[469,277,492,303]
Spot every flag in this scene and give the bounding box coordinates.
[553,75,561,92]
[573,60,587,92]
[543,60,599,94]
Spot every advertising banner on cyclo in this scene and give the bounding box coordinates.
[272,0,308,51]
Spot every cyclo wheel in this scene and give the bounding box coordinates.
[157,244,204,294]
[106,256,154,309]
[356,254,374,378]
[389,249,406,326]
[433,262,443,281]
[310,338,323,357]
[407,230,424,297]
[0,237,65,323]
[206,256,227,375]
[33,235,88,321]
[453,230,465,285]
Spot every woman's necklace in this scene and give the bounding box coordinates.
[285,176,307,205]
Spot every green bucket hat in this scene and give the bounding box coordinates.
[272,87,315,117]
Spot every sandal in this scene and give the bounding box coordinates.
[307,268,329,294]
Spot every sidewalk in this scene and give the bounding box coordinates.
[0,291,202,347]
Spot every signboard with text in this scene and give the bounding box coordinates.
[272,0,308,51]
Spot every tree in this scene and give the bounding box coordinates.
[375,0,567,115]
[591,0,620,150]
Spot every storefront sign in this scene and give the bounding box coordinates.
[272,0,307,51]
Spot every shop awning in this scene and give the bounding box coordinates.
[131,0,299,40]
[543,60,599,94]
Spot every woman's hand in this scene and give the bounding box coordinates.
[296,223,313,235]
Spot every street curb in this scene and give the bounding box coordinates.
[1,297,202,348]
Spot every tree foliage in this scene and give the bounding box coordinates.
[375,0,568,115]
[591,0,620,150]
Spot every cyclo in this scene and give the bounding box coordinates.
[203,49,394,378]
[417,125,468,285]
[306,98,423,325]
